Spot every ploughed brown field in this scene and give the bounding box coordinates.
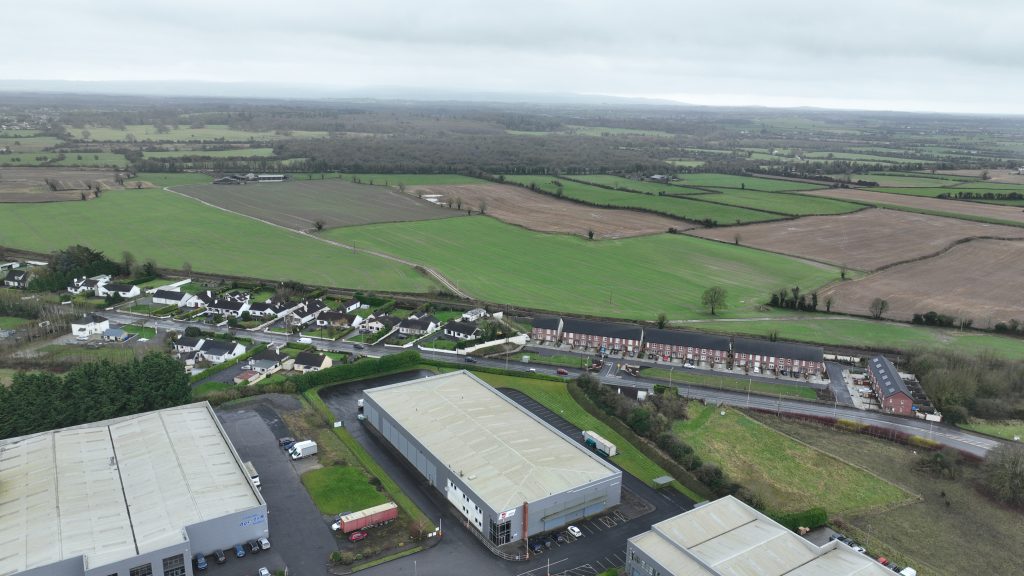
[803,187,1024,225]
[689,208,1024,271]
[819,238,1024,324]
[407,183,692,239]
[0,167,130,202]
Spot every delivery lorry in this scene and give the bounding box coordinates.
[331,502,399,533]
[244,460,260,489]
[289,440,318,460]
[582,430,617,457]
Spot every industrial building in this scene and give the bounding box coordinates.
[0,402,267,576]
[361,371,621,547]
[626,496,893,576]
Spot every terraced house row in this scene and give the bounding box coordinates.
[531,317,824,378]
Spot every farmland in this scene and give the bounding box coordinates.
[804,187,1024,225]
[0,152,128,168]
[839,173,965,187]
[172,178,456,231]
[66,124,329,141]
[350,173,487,186]
[0,188,434,292]
[405,182,689,238]
[325,215,842,320]
[142,147,276,158]
[693,187,863,216]
[672,173,825,191]
[0,167,138,202]
[756,414,1024,575]
[959,419,1024,441]
[502,175,780,224]
[690,208,1024,270]
[571,174,705,195]
[567,125,674,137]
[820,238,1024,324]
[675,405,910,515]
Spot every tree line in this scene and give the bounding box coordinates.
[906,349,1024,424]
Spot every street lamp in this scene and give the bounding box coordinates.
[669,365,675,388]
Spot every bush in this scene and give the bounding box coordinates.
[771,507,828,532]
[981,443,1024,507]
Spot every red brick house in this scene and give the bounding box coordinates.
[530,316,563,344]
[560,318,643,356]
[867,355,915,415]
[643,328,730,367]
[731,337,824,378]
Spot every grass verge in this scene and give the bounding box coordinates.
[641,367,818,400]
[351,546,424,572]
[301,466,389,515]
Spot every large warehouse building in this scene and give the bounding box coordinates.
[0,402,268,576]
[362,371,621,547]
[626,496,894,576]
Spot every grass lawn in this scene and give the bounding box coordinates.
[0,316,28,330]
[503,175,780,224]
[476,373,701,500]
[755,413,1024,575]
[641,367,818,400]
[525,353,591,368]
[958,419,1024,440]
[0,188,434,293]
[35,344,139,363]
[122,324,156,338]
[349,174,486,186]
[301,466,389,515]
[143,147,276,158]
[675,405,910,516]
[672,174,825,192]
[327,216,841,321]
[192,380,235,396]
[432,310,464,322]
[679,317,1024,357]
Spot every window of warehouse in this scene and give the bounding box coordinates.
[162,554,186,576]
[129,564,153,576]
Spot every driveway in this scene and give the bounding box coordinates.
[217,396,338,576]
[826,362,856,406]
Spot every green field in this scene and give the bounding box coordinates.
[666,159,706,167]
[841,173,962,187]
[66,124,329,142]
[679,317,1024,357]
[142,147,277,158]
[0,189,434,292]
[641,367,818,400]
[0,136,62,151]
[503,175,780,224]
[571,174,705,195]
[803,151,915,163]
[672,174,825,192]
[958,420,1024,440]
[698,188,864,216]
[349,173,487,186]
[134,172,214,187]
[676,405,910,515]
[122,325,156,338]
[0,152,128,167]
[567,125,674,138]
[0,316,28,330]
[326,216,841,320]
[301,466,389,515]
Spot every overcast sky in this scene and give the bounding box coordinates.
[5,0,1023,114]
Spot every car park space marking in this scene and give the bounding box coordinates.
[613,510,629,523]
[599,515,617,528]
[516,558,569,575]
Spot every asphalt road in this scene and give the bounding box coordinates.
[104,310,1004,457]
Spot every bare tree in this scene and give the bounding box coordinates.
[734,233,742,245]
[825,295,834,313]
[869,298,889,319]
[479,200,487,214]
[314,220,325,232]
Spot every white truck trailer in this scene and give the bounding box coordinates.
[582,430,617,457]
[289,439,318,460]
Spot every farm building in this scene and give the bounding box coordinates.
[626,496,892,576]
[560,318,643,356]
[0,402,267,576]
[361,371,621,547]
[731,337,824,378]
[867,355,915,415]
[643,329,730,367]
[530,316,563,344]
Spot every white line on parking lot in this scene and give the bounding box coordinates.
[516,558,569,576]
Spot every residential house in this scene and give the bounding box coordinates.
[867,355,915,415]
[247,348,294,373]
[152,289,189,306]
[560,318,643,355]
[103,328,129,342]
[176,350,201,370]
[294,351,332,373]
[199,339,246,364]
[731,337,824,378]
[461,308,488,322]
[248,300,292,319]
[3,269,29,289]
[67,275,110,295]
[206,299,250,318]
[316,310,352,328]
[340,298,363,313]
[186,290,218,308]
[530,316,563,344]
[361,314,397,334]
[643,328,730,367]
[71,314,109,338]
[173,336,204,353]
[444,320,481,341]
[0,262,19,271]
[97,282,141,299]
[397,315,438,336]
[288,299,330,327]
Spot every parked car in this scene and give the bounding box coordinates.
[233,544,246,558]
[567,525,582,538]
[353,343,365,350]
[530,540,543,553]
[248,539,261,554]
[464,356,477,363]
[213,549,226,564]
[194,553,207,571]
[348,530,368,542]
[258,536,270,550]
[556,368,569,375]
[555,532,566,543]
[277,436,296,447]
[544,537,554,549]
[258,568,271,576]
[828,533,844,542]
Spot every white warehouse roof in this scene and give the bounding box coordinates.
[0,402,261,575]
[364,371,618,513]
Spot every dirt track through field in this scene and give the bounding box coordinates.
[407,183,693,238]
[819,238,1024,324]
[804,187,1024,225]
[689,208,1024,271]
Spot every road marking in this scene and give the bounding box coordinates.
[599,516,617,528]
[516,558,569,576]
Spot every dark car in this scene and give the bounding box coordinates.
[248,539,261,554]
[530,540,543,553]
[828,533,844,542]
[277,436,296,447]
[556,368,569,375]
[353,343,365,350]
[348,530,368,542]
[233,544,246,558]
[555,532,566,543]
[213,549,226,564]
[194,553,208,571]
[464,356,477,363]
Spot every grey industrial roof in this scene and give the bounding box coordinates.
[630,496,893,576]
[365,371,619,512]
[868,356,911,399]
[644,328,730,351]
[732,337,823,363]
[561,317,643,340]
[0,402,261,575]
